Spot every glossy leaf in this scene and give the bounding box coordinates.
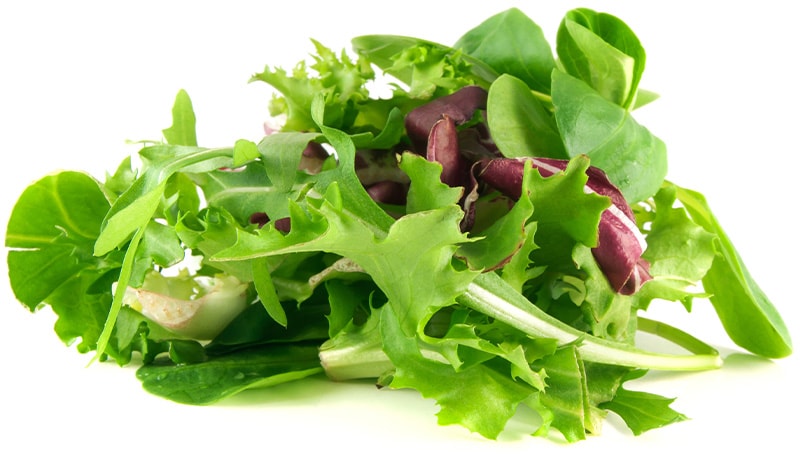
[675,183,792,358]
[137,343,324,405]
[557,8,646,109]
[6,171,110,309]
[552,69,666,203]
[486,74,567,158]
[454,7,555,94]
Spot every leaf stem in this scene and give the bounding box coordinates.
[636,316,719,357]
[91,225,146,364]
[458,272,722,371]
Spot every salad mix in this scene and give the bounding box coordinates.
[5,7,791,442]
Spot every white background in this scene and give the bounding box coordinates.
[1,1,797,459]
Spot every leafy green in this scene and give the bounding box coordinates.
[634,184,717,309]
[137,343,324,405]
[4,6,791,445]
[6,171,111,310]
[551,69,667,203]
[599,370,687,435]
[557,8,646,109]
[162,88,198,146]
[486,74,567,159]
[454,7,555,94]
[674,183,792,358]
[351,35,497,97]
[251,40,374,132]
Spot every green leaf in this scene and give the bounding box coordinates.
[95,145,234,256]
[380,305,534,440]
[6,171,110,309]
[309,94,395,232]
[600,379,687,435]
[252,257,288,327]
[258,131,322,191]
[93,145,238,360]
[233,138,260,166]
[103,156,137,201]
[572,245,634,343]
[168,340,208,364]
[499,221,542,293]
[486,74,567,158]
[399,152,463,214]
[162,89,198,146]
[634,184,717,309]
[136,343,324,405]
[552,69,666,203]
[674,183,792,358]
[130,220,186,286]
[207,302,330,355]
[528,346,588,442]
[455,7,555,94]
[216,184,476,336]
[556,8,646,109]
[251,40,374,132]
[351,106,406,150]
[351,34,497,96]
[526,156,609,269]
[457,160,535,271]
[47,272,115,354]
[175,208,254,282]
[458,272,722,371]
[140,221,185,268]
[198,162,279,225]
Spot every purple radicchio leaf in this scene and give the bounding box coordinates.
[249,212,292,233]
[427,115,469,189]
[476,156,651,294]
[405,85,488,153]
[366,180,409,205]
[426,115,479,230]
[405,86,489,230]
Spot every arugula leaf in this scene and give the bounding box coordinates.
[161,89,198,146]
[600,370,687,435]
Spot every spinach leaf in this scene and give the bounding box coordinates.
[551,69,666,203]
[137,343,324,405]
[486,74,567,159]
[454,7,555,95]
[675,183,792,358]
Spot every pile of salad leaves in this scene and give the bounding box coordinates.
[5,7,792,442]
